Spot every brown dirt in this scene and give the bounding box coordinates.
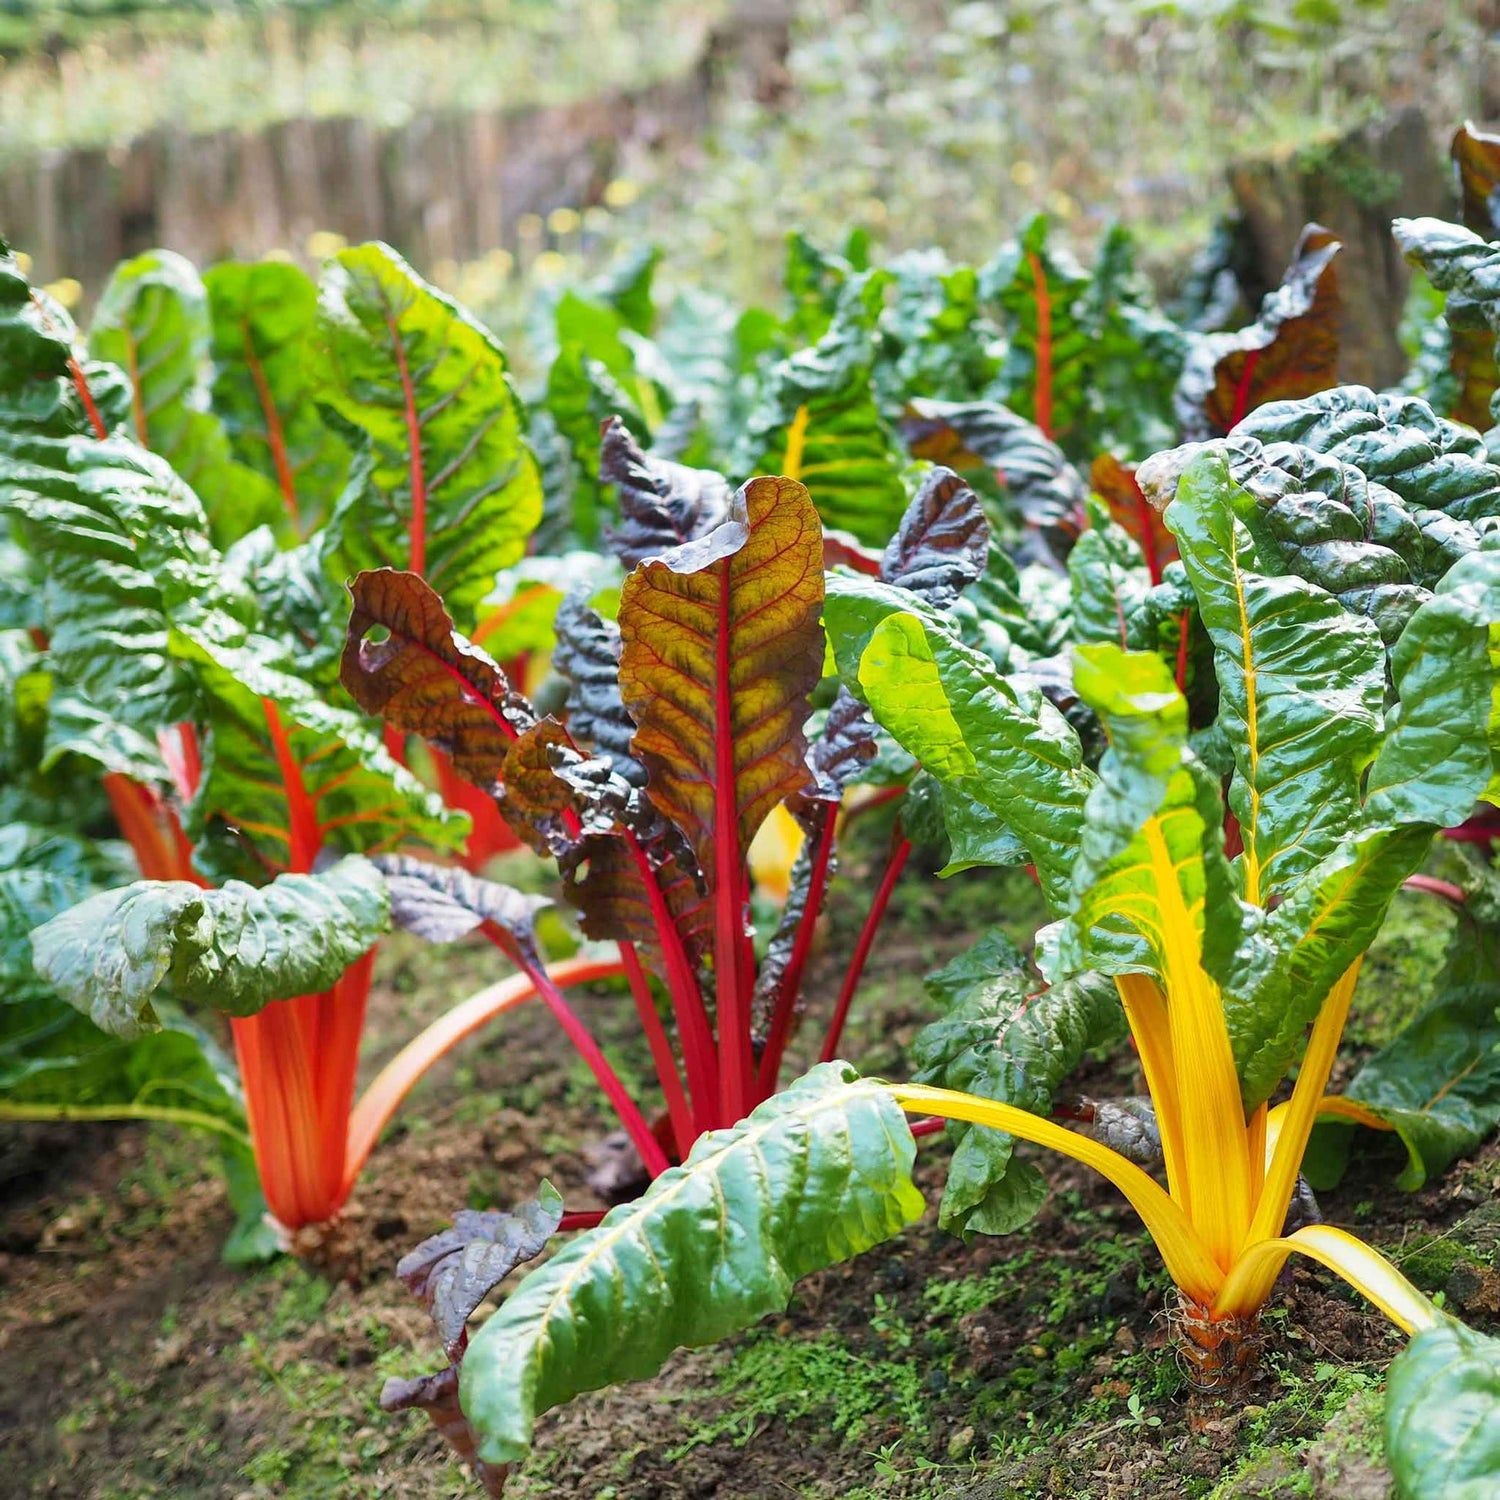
[2,854,1497,1500]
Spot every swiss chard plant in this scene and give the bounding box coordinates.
[340,430,990,1172]
[419,435,1500,1487]
[0,243,597,1253]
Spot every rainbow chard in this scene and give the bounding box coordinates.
[450,436,1497,1470]
[1175,224,1341,439]
[342,457,987,1164]
[203,258,352,540]
[2,250,597,1249]
[87,250,286,547]
[822,446,1498,1372]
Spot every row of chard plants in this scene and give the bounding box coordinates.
[8,121,1500,1496]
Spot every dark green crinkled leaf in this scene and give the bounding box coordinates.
[1219,437,1444,643]
[1385,1319,1500,1500]
[0,430,250,729]
[30,854,389,1037]
[460,1063,924,1466]
[0,851,266,1260]
[313,242,542,631]
[1365,543,1500,828]
[1232,385,1500,528]
[783,230,857,347]
[912,933,1124,1237]
[1078,224,1186,460]
[1167,449,1386,895]
[739,273,907,546]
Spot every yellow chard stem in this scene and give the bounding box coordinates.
[890,1082,1225,1306]
[1116,972,1190,1215]
[1244,960,1363,1259]
[1264,1093,1391,1163]
[1215,1225,1438,1334]
[1144,819,1253,1269]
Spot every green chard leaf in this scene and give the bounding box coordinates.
[1365,542,1500,828]
[1166,449,1386,896]
[913,934,1124,1237]
[0,430,250,729]
[0,242,130,438]
[460,1063,924,1467]
[738,273,908,546]
[877,249,996,408]
[88,249,283,547]
[0,853,236,1127]
[824,575,1093,902]
[980,215,1092,448]
[1078,224,1186,460]
[30,854,389,1037]
[1224,824,1435,1110]
[1068,494,1153,648]
[1385,1319,1500,1500]
[204,258,352,537]
[1335,981,1500,1191]
[1060,643,1239,980]
[1232,385,1500,528]
[313,242,543,631]
[175,629,461,882]
[542,289,663,543]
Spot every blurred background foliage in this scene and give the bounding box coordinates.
[0,0,1490,353]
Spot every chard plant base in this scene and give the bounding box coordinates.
[1173,1299,1266,1390]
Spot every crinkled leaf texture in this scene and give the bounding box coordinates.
[460,1063,924,1466]
[204,258,351,535]
[1385,1319,1500,1500]
[0,858,242,1123]
[912,931,1124,1237]
[0,429,250,730]
[30,854,389,1037]
[823,573,1092,904]
[88,249,283,547]
[395,1181,564,1360]
[1166,449,1386,896]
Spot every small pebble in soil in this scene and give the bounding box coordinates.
[947,1425,976,1460]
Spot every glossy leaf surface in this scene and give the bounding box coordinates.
[314,242,542,629]
[31,855,388,1037]
[461,1064,924,1466]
